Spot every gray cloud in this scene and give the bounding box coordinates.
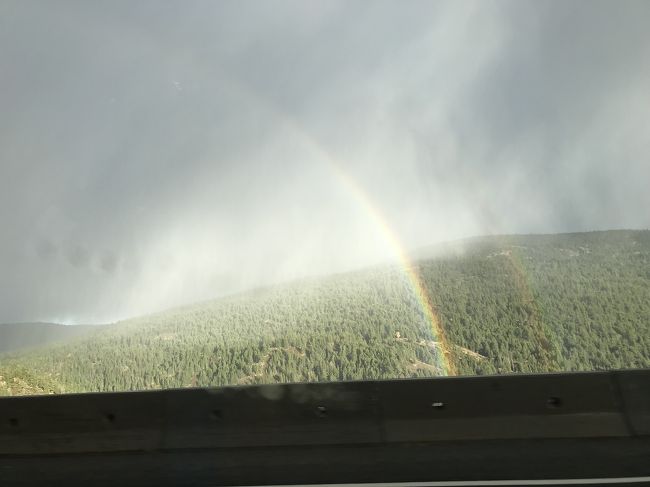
[0,0,649,323]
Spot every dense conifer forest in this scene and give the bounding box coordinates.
[1,230,649,396]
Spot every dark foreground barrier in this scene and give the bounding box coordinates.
[1,370,649,487]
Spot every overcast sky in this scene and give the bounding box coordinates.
[1,0,649,324]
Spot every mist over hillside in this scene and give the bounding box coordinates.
[1,230,648,396]
[3,1,650,327]
[0,323,98,355]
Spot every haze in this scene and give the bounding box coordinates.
[1,0,649,324]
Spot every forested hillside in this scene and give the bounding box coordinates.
[0,324,97,396]
[1,230,649,396]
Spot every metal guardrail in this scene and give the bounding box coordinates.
[0,370,648,486]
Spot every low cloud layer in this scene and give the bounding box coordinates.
[1,0,649,323]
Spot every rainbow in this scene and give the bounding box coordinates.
[498,246,554,372]
[156,51,455,375]
[257,124,456,375]
[240,97,454,375]
[328,165,455,376]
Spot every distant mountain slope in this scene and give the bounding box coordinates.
[1,230,649,396]
[0,323,98,354]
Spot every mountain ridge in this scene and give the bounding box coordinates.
[0,322,99,355]
[1,229,649,396]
